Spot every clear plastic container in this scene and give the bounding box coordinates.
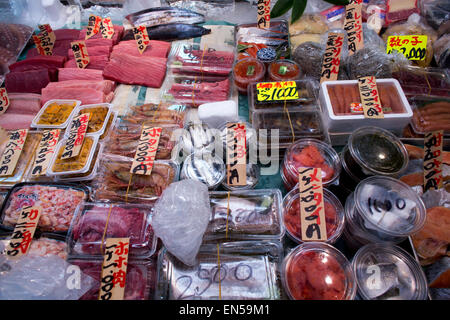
[281,138,341,191]
[282,242,357,300]
[156,241,284,300]
[392,65,450,97]
[30,99,81,129]
[268,59,301,82]
[351,243,428,300]
[218,121,257,156]
[119,102,187,128]
[222,163,260,191]
[0,182,89,233]
[408,95,450,137]
[343,176,427,250]
[232,58,266,94]
[282,187,345,245]
[67,201,157,259]
[64,103,113,138]
[99,110,117,140]
[180,151,226,190]
[179,122,216,155]
[68,257,157,300]
[204,189,284,241]
[319,79,413,135]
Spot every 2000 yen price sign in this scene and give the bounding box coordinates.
[386,35,427,60]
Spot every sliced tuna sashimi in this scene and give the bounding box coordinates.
[44,79,115,94]
[168,78,230,106]
[68,45,111,59]
[111,40,171,58]
[41,87,111,105]
[64,55,110,70]
[5,69,51,94]
[58,68,104,81]
[84,38,115,48]
[79,25,124,45]
[8,55,66,73]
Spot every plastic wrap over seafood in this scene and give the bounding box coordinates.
[120,102,186,127]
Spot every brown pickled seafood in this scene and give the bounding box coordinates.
[37,101,77,125]
[77,106,109,133]
[52,137,94,172]
[121,103,185,127]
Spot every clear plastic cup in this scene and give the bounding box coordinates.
[221,163,260,191]
[180,151,226,190]
[268,59,302,82]
[233,58,266,94]
[282,242,357,300]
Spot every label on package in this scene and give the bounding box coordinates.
[100,17,115,39]
[256,81,299,102]
[298,167,328,241]
[61,113,90,160]
[423,130,444,192]
[257,0,271,29]
[0,129,28,177]
[70,41,90,69]
[320,32,344,83]
[6,206,42,258]
[386,35,427,61]
[98,238,130,300]
[344,3,364,56]
[358,76,384,119]
[226,122,247,186]
[31,129,61,176]
[0,88,10,115]
[130,126,161,175]
[85,15,102,40]
[132,25,150,54]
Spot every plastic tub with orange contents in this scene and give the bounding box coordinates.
[232,57,265,94]
[268,59,301,82]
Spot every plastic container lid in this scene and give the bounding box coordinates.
[233,58,266,92]
[221,163,260,191]
[181,151,226,190]
[282,187,345,244]
[347,126,409,176]
[283,138,341,187]
[64,103,113,138]
[282,242,357,300]
[30,99,81,129]
[353,176,427,237]
[218,121,257,152]
[268,59,301,81]
[352,243,428,300]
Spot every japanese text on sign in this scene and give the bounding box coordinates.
[85,15,102,40]
[31,129,61,176]
[32,24,56,56]
[61,113,90,160]
[70,41,90,69]
[344,3,364,56]
[0,129,28,177]
[256,81,299,102]
[0,88,10,115]
[298,167,328,241]
[6,206,42,258]
[99,238,130,300]
[130,126,161,175]
[133,25,150,54]
[320,32,344,83]
[257,0,271,29]
[358,76,384,119]
[100,17,115,39]
[423,130,444,192]
[226,123,247,186]
[386,35,427,61]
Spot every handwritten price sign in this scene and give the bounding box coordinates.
[130,126,161,175]
[0,129,28,177]
[61,113,90,160]
[31,129,61,176]
[100,17,115,39]
[298,167,328,241]
[32,24,56,56]
[320,32,344,83]
[6,206,42,257]
[0,88,10,115]
[386,35,427,61]
[226,122,247,186]
[257,0,271,29]
[358,76,384,119]
[85,15,102,40]
[133,25,150,54]
[256,81,299,102]
[71,41,90,69]
[423,130,444,192]
[344,3,364,56]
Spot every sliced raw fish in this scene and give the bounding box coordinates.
[64,55,110,70]
[41,87,112,105]
[111,40,171,58]
[0,113,35,130]
[5,69,51,94]
[68,45,111,59]
[7,93,41,114]
[44,80,115,94]
[53,29,81,41]
[58,68,104,81]
[8,55,66,73]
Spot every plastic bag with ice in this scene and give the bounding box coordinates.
[152,179,211,266]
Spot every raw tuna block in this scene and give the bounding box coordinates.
[9,55,66,72]
[111,40,171,58]
[5,69,51,94]
[68,45,111,59]
[41,87,114,105]
[64,55,110,70]
[58,68,104,81]
[7,93,41,114]
[0,113,35,130]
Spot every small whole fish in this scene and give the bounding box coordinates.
[123,23,211,41]
[125,7,205,28]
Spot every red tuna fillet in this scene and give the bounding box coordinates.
[111,40,171,58]
[58,68,104,81]
[41,87,114,105]
[103,53,167,88]
[173,49,234,76]
[44,79,115,94]
[84,38,115,48]
[168,78,230,106]
[0,113,35,130]
[64,55,110,70]
[79,25,124,45]
[8,55,66,72]
[68,45,111,59]
[7,93,41,114]
[5,69,51,94]
[53,29,81,41]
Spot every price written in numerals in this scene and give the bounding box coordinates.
[132,25,150,54]
[31,129,61,176]
[386,35,427,61]
[71,41,90,69]
[0,88,10,115]
[130,126,161,175]
[358,76,384,119]
[226,122,247,186]
[61,113,90,160]
[257,0,271,29]
[0,129,28,177]
[256,81,299,102]
[33,24,56,56]
[85,15,102,40]
[320,32,344,83]
[6,206,42,257]
[298,167,328,241]
[423,130,444,192]
[344,3,364,56]
[100,17,115,39]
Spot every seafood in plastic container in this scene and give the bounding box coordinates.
[120,102,186,128]
[156,241,284,300]
[180,151,225,190]
[30,99,81,129]
[221,163,260,191]
[0,182,88,233]
[67,202,157,259]
[218,121,257,155]
[282,187,345,244]
[268,59,302,82]
[178,122,216,155]
[409,95,450,136]
[204,189,284,241]
[233,58,266,94]
[392,65,450,97]
[282,242,357,300]
[64,103,113,138]
[92,153,179,203]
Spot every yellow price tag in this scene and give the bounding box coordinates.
[256,81,299,102]
[386,35,427,61]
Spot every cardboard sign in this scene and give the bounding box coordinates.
[31,129,61,177]
[256,81,299,102]
[386,35,427,61]
[298,167,328,241]
[130,126,161,175]
[226,122,247,186]
[132,25,150,54]
[424,130,444,192]
[61,113,90,160]
[98,238,130,300]
[358,76,384,119]
[0,129,28,177]
[257,0,271,29]
[32,24,56,56]
[344,4,364,56]
[100,17,115,39]
[6,206,42,258]
[85,15,102,40]
[0,88,9,116]
[70,41,90,69]
[320,32,344,83]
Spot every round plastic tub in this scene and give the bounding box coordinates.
[180,151,226,190]
[268,59,301,81]
[221,163,260,191]
[282,242,357,300]
[233,58,266,94]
